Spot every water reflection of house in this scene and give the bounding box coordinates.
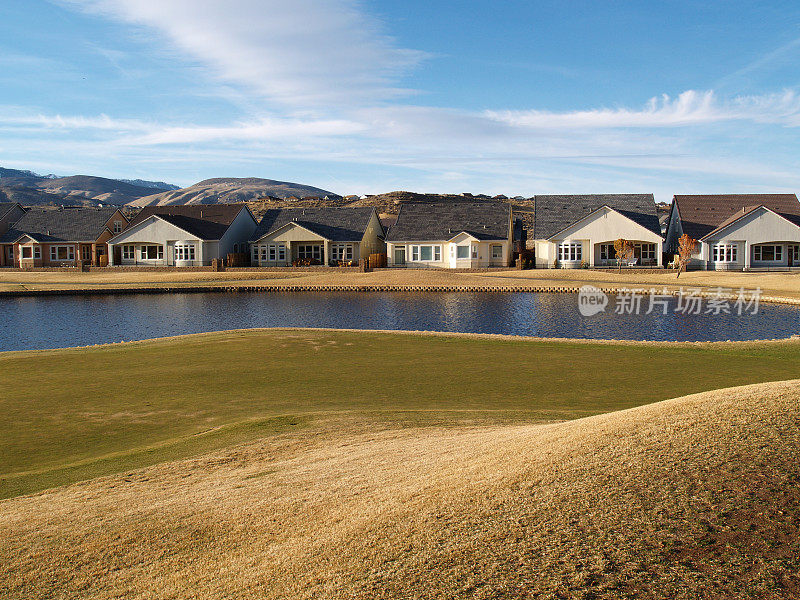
[664,194,800,271]
[249,207,385,266]
[108,204,257,266]
[0,206,128,268]
[532,194,663,268]
[385,202,517,269]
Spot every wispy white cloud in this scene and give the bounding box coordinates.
[57,0,427,106]
[487,89,800,129]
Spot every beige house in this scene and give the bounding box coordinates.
[249,207,384,266]
[385,202,515,268]
[532,194,663,268]
[665,194,800,270]
[108,204,257,266]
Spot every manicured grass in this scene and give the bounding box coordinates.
[3,329,800,498]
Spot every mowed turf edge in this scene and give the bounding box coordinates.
[2,328,800,499]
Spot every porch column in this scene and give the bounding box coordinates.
[323,241,329,266]
[743,241,751,270]
[656,242,663,267]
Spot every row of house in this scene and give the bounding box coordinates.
[1,192,799,270]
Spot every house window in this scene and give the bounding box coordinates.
[558,242,582,262]
[81,246,92,261]
[298,244,321,260]
[600,243,615,261]
[411,245,440,262]
[712,243,737,263]
[331,244,353,261]
[754,245,782,262]
[21,246,32,258]
[636,243,656,262]
[456,245,469,259]
[264,243,286,261]
[491,245,503,259]
[122,245,136,260]
[113,221,123,234]
[252,246,259,262]
[50,245,75,261]
[175,243,196,261]
[141,245,163,260]
[34,246,41,259]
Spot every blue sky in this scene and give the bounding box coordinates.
[2,0,800,200]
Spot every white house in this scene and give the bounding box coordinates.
[249,207,385,266]
[665,194,800,270]
[532,194,663,268]
[385,202,516,269]
[108,204,257,266]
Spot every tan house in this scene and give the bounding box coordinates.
[108,204,257,266]
[0,206,128,268]
[664,194,800,270]
[249,207,385,266]
[385,202,515,268]
[532,194,663,268]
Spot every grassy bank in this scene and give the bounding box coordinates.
[3,329,800,498]
[2,267,800,299]
[3,379,799,598]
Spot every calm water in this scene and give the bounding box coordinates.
[2,291,800,350]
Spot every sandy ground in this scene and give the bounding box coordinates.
[2,379,799,599]
[2,267,800,299]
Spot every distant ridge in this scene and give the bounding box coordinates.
[0,166,181,207]
[129,177,341,206]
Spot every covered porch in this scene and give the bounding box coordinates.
[593,240,661,267]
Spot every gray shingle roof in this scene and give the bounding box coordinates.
[251,207,377,242]
[673,194,800,239]
[385,202,510,242]
[0,207,118,243]
[127,204,249,240]
[0,203,24,223]
[533,194,661,239]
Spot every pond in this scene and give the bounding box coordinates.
[2,290,799,351]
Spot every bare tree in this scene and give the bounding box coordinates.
[614,238,635,273]
[676,234,697,278]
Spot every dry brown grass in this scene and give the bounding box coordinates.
[2,267,800,300]
[2,380,799,599]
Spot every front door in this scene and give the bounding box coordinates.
[394,246,406,266]
[790,244,800,267]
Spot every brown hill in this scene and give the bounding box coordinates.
[2,380,798,598]
[0,175,161,206]
[129,177,340,207]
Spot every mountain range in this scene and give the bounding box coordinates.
[0,167,340,207]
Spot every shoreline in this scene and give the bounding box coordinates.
[5,326,800,357]
[2,281,800,307]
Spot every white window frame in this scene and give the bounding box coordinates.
[636,243,656,261]
[410,244,441,262]
[113,221,123,234]
[491,244,503,259]
[331,243,354,261]
[753,244,782,262]
[712,243,737,263]
[50,245,75,261]
[34,246,41,259]
[456,245,469,259]
[558,241,582,262]
[298,244,322,260]
[599,243,614,261]
[174,243,196,262]
[140,245,163,260]
[122,245,136,260]
[21,246,33,259]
